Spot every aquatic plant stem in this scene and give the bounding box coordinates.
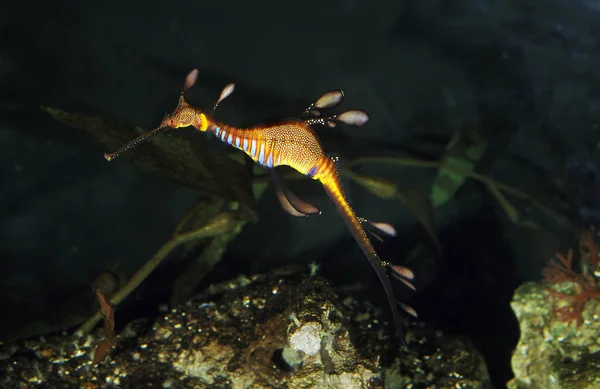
[75,212,238,336]
[347,156,571,230]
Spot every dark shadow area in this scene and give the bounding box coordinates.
[412,204,521,389]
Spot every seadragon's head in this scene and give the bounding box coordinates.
[104,68,234,161]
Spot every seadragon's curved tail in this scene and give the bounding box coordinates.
[316,156,415,342]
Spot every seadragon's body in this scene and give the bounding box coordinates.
[211,120,326,177]
[105,69,416,341]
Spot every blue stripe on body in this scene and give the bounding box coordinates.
[258,143,265,165]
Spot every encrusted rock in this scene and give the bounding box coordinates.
[0,266,492,389]
[0,267,386,389]
[384,322,493,389]
[508,281,600,389]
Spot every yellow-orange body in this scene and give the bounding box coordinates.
[211,120,331,177]
[166,97,339,179]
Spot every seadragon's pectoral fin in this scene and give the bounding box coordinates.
[269,170,321,217]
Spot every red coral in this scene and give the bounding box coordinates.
[542,228,600,328]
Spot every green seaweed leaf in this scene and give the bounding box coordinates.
[431,124,488,207]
